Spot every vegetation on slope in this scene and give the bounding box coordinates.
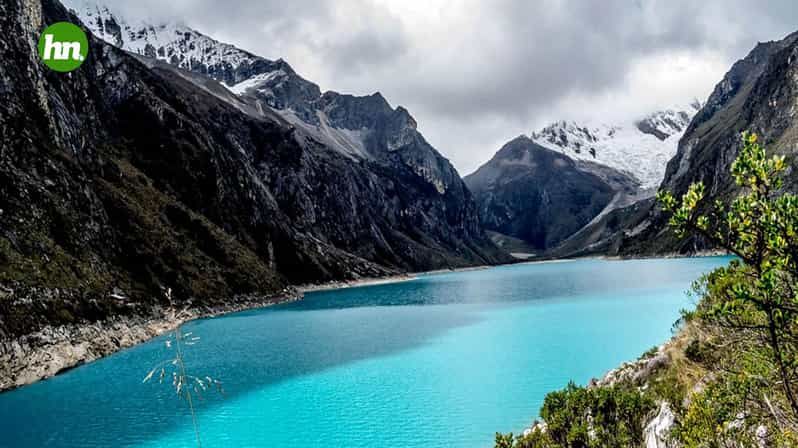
[495,133,798,447]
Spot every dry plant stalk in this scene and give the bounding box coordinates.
[143,288,223,448]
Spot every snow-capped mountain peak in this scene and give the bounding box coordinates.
[634,103,699,141]
[66,0,457,194]
[63,0,280,88]
[530,102,701,188]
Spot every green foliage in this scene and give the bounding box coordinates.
[659,132,798,442]
[550,383,654,446]
[513,430,551,448]
[496,382,655,448]
[683,338,711,363]
[495,432,516,448]
[673,365,776,448]
[640,345,660,360]
[646,368,688,415]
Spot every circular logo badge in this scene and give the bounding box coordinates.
[38,22,88,72]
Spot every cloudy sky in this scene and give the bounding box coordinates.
[98,0,797,175]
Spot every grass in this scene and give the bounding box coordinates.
[142,288,224,448]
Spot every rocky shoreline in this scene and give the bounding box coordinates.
[520,341,685,448]
[296,274,419,293]
[0,269,446,393]
[0,256,724,394]
[0,292,301,393]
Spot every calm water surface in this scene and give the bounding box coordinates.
[0,257,730,447]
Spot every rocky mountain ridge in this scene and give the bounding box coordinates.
[0,0,509,389]
[64,0,268,86]
[65,0,456,181]
[614,30,798,256]
[65,1,489,261]
[545,30,798,258]
[465,103,699,256]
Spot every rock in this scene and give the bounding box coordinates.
[595,345,669,387]
[521,420,547,438]
[755,425,769,448]
[644,402,677,448]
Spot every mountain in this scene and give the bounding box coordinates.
[464,105,697,256]
[0,0,510,386]
[65,0,714,261]
[63,0,267,86]
[65,0,439,166]
[63,1,510,267]
[607,31,798,256]
[464,137,639,254]
[531,104,700,189]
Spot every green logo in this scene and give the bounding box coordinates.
[37,22,88,72]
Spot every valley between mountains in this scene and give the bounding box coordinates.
[2,0,798,418]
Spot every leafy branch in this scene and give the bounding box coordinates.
[658,132,798,421]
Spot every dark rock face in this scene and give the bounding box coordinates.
[69,0,506,270]
[66,2,477,219]
[0,0,508,339]
[663,33,798,196]
[613,31,798,255]
[464,137,636,252]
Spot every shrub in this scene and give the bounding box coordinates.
[497,382,655,448]
[659,132,798,441]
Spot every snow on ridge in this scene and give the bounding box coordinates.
[67,0,377,161]
[530,103,701,188]
[63,0,259,82]
[224,70,287,95]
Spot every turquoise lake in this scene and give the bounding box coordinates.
[0,257,730,447]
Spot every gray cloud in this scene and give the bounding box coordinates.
[92,0,798,174]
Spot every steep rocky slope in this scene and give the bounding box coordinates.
[546,31,798,258]
[65,0,471,203]
[64,0,267,86]
[612,31,798,256]
[464,137,639,252]
[0,0,508,387]
[66,0,509,270]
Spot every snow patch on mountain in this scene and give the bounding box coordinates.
[530,102,701,188]
[226,70,287,95]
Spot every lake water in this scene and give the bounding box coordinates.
[0,257,729,447]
